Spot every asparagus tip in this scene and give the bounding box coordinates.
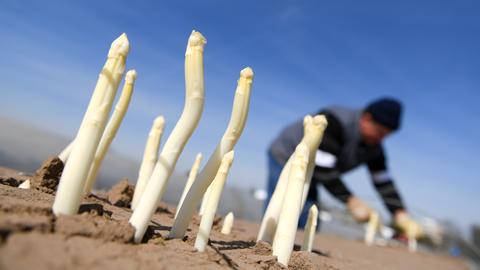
[126,70,137,83]
[303,115,313,126]
[240,67,254,79]
[186,30,207,52]
[153,115,165,128]
[313,114,328,127]
[109,33,130,58]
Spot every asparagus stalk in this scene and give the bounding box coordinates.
[408,237,417,252]
[52,33,129,216]
[84,69,137,194]
[272,142,309,266]
[169,67,254,239]
[194,151,234,252]
[131,116,166,210]
[301,204,318,252]
[258,115,327,243]
[364,211,380,246]
[198,181,212,216]
[175,153,203,218]
[58,140,74,163]
[221,212,234,235]
[407,225,418,252]
[18,180,31,189]
[302,115,328,206]
[129,31,206,243]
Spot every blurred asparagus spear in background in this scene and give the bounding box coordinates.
[131,116,165,210]
[198,180,212,216]
[258,115,327,243]
[18,179,31,189]
[301,204,318,252]
[364,211,380,246]
[221,212,234,235]
[58,140,74,163]
[272,142,309,266]
[175,153,202,218]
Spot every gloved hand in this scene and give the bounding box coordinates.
[346,196,373,222]
[393,211,423,239]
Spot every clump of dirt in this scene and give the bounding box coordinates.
[56,214,134,243]
[155,201,175,215]
[244,240,286,269]
[0,177,21,187]
[78,203,111,217]
[254,256,285,270]
[253,240,273,255]
[31,156,64,194]
[191,213,223,230]
[289,251,318,270]
[107,178,134,207]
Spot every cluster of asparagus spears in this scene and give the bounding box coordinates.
[50,31,255,254]
[49,30,340,266]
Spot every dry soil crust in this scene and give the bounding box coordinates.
[0,166,469,270]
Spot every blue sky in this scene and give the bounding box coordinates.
[1,0,479,234]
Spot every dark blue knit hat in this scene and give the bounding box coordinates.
[365,97,403,130]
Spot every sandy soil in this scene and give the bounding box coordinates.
[0,165,469,270]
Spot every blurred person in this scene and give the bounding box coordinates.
[266,97,422,239]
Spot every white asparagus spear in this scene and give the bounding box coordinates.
[408,237,417,252]
[407,224,418,252]
[84,70,137,194]
[221,212,234,235]
[272,142,309,266]
[52,33,129,216]
[194,151,234,252]
[129,31,206,243]
[407,218,418,252]
[58,70,127,166]
[301,115,328,206]
[131,116,166,210]
[58,140,74,163]
[169,67,254,239]
[301,204,318,252]
[364,211,380,246]
[258,115,327,243]
[198,181,212,216]
[18,179,31,189]
[175,153,203,218]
